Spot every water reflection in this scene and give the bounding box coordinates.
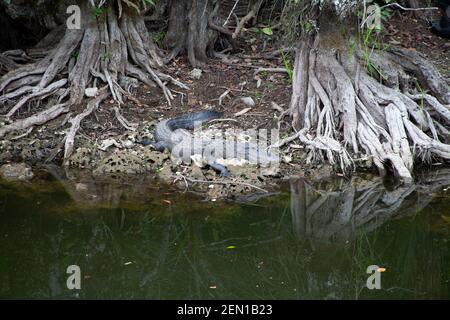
[0,168,449,299]
[290,170,450,243]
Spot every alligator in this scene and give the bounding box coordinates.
[139,110,279,177]
[432,0,450,39]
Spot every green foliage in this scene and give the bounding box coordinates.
[261,27,273,36]
[281,0,318,42]
[356,1,393,80]
[142,0,155,6]
[301,19,315,34]
[101,51,112,61]
[91,0,156,13]
[153,31,166,46]
[91,6,104,18]
[250,26,274,37]
[281,50,293,84]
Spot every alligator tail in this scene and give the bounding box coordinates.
[167,110,223,130]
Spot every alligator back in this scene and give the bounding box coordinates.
[167,110,223,131]
[154,110,223,148]
[203,139,280,167]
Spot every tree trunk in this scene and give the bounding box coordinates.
[165,0,219,68]
[287,8,450,182]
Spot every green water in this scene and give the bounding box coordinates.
[0,168,449,299]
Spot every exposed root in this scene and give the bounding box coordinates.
[407,93,450,126]
[0,103,69,138]
[64,89,109,161]
[387,46,450,104]
[6,79,67,118]
[0,53,19,76]
[0,5,181,107]
[114,106,137,131]
[289,38,450,181]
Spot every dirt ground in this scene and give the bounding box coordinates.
[384,10,450,76]
[0,10,449,200]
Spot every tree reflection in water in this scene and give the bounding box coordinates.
[290,170,450,243]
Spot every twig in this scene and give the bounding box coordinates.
[171,89,186,106]
[240,47,295,60]
[380,3,439,11]
[113,107,137,131]
[11,127,33,140]
[219,89,231,105]
[232,0,263,39]
[208,118,239,124]
[217,86,257,94]
[360,2,439,28]
[174,174,268,193]
[118,85,150,108]
[234,107,252,117]
[270,102,285,113]
[254,67,288,77]
[217,60,262,69]
[223,0,240,26]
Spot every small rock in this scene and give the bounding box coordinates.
[85,87,98,98]
[0,163,34,181]
[190,166,205,180]
[189,68,203,80]
[157,164,173,182]
[170,154,183,166]
[75,183,88,192]
[256,78,262,88]
[240,97,255,108]
[227,164,259,181]
[123,140,134,149]
[98,139,121,151]
[261,165,280,176]
[283,155,293,163]
[190,154,205,167]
